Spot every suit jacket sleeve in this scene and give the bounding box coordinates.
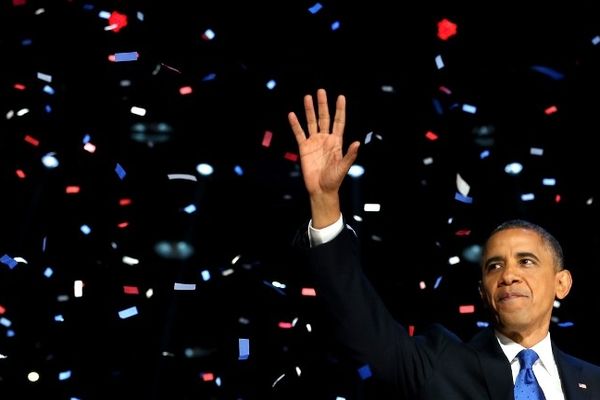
[301,223,455,397]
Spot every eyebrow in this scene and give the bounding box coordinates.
[483,252,541,268]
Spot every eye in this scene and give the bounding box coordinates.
[485,262,502,271]
[520,258,535,266]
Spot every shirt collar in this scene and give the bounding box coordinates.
[495,330,554,373]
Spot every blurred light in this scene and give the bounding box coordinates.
[348,164,365,178]
[196,163,214,176]
[462,244,482,263]
[130,121,173,145]
[202,29,216,40]
[27,371,40,382]
[266,79,276,90]
[154,240,194,260]
[504,162,523,175]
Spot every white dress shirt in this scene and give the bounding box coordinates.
[496,331,565,400]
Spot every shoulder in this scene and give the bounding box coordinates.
[555,347,600,377]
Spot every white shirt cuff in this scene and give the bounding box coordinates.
[308,214,344,247]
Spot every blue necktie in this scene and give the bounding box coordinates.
[514,349,546,400]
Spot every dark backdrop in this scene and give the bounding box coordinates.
[1,1,599,399]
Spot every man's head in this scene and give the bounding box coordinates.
[479,219,572,345]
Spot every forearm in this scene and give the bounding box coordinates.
[309,192,341,229]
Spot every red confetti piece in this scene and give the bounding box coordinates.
[13,83,26,90]
[201,372,214,382]
[425,131,438,141]
[555,194,561,203]
[23,135,40,146]
[438,86,452,95]
[278,321,293,329]
[119,198,132,206]
[117,221,129,228]
[301,287,316,296]
[65,186,80,194]
[179,86,193,95]
[409,325,415,336]
[123,286,139,295]
[0,304,5,314]
[15,169,26,179]
[459,305,475,314]
[283,152,298,162]
[455,229,471,236]
[261,130,273,147]
[544,105,558,115]
[437,18,457,41]
[108,11,128,32]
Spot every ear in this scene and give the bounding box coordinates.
[555,269,572,300]
[478,280,489,308]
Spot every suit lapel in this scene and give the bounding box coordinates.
[554,345,590,400]
[469,328,514,400]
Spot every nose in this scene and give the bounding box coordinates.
[498,262,521,286]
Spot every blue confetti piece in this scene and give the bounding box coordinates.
[118,306,138,319]
[331,20,340,31]
[357,364,372,380]
[54,314,64,322]
[58,370,72,380]
[432,98,443,115]
[0,317,11,327]
[183,204,197,214]
[480,149,490,159]
[21,38,32,46]
[44,267,53,278]
[530,65,565,80]
[43,85,55,95]
[0,254,17,270]
[114,52,139,62]
[454,192,473,204]
[80,225,91,235]
[82,134,91,144]
[433,275,443,289]
[266,79,276,90]
[557,321,574,328]
[462,104,477,114]
[239,338,250,360]
[234,165,244,176]
[115,163,126,180]
[476,321,489,328]
[202,72,217,81]
[308,2,323,14]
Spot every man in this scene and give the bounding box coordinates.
[287,88,600,398]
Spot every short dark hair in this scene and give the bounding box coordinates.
[486,219,564,271]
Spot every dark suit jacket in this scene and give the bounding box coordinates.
[298,225,600,399]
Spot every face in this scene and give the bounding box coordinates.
[480,227,572,340]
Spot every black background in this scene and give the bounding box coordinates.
[1,1,600,399]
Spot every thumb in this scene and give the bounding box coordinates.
[341,141,360,171]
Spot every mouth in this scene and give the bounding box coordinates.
[497,293,528,302]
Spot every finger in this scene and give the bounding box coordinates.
[332,94,346,137]
[304,93,318,136]
[317,88,330,133]
[341,141,360,171]
[288,112,306,144]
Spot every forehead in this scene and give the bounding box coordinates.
[483,227,548,256]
